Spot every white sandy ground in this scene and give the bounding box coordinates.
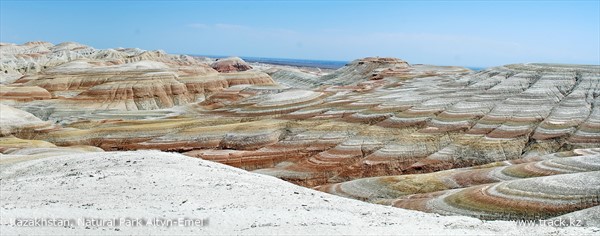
[0,150,598,235]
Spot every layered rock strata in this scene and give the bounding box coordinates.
[2,42,599,222]
[1,42,274,110]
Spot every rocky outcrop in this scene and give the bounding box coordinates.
[211,57,252,73]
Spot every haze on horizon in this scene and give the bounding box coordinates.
[1,0,599,67]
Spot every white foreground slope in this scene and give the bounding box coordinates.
[0,150,596,235]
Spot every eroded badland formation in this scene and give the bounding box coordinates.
[1,41,599,234]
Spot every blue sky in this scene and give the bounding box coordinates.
[1,1,599,67]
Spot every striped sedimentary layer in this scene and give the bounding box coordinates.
[0,84,51,101]
[1,42,275,110]
[316,149,600,200]
[317,149,600,220]
[389,171,600,221]
[2,43,599,223]
[5,61,598,188]
[11,60,274,110]
[0,41,208,84]
[197,63,598,186]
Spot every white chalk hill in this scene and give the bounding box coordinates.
[1,150,597,235]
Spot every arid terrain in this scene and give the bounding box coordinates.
[1,41,599,234]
